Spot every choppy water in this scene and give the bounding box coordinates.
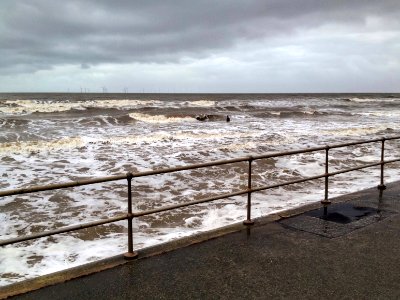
[1,93,400,285]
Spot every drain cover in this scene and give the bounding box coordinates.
[305,203,379,224]
[280,200,396,238]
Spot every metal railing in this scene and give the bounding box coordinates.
[1,136,400,259]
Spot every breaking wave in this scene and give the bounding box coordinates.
[0,99,162,115]
[0,137,85,154]
[256,110,328,118]
[129,113,196,123]
[347,97,400,103]
[1,92,400,286]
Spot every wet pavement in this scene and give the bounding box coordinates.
[3,182,400,299]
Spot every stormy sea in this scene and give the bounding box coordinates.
[1,93,400,285]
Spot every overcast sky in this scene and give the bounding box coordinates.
[0,0,399,93]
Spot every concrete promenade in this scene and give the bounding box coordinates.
[3,182,400,299]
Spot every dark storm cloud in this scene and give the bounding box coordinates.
[1,0,399,74]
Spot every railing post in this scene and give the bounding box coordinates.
[321,146,331,215]
[378,137,386,190]
[124,172,138,260]
[243,156,255,225]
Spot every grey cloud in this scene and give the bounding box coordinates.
[81,63,90,69]
[0,0,399,74]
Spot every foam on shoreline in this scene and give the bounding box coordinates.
[1,93,400,286]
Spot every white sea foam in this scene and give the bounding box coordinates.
[321,125,390,137]
[0,234,127,285]
[1,94,400,287]
[0,137,85,155]
[0,99,162,115]
[349,97,400,103]
[0,100,84,115]
[358,111,400,118]
[129,112,196,123]
[188,100,216,107]
[302,110,316,115]
[88,99,162,108]
[82,130,267,147]
[269,111,282,116]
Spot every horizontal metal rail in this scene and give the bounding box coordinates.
[2,136,399,198]
[0,175,127,198]
[131,156,249,178]
[1,157,399,247]
[251,158,400,194]
[133,190,248,218]
[0,214,129,247]
[329,159,400,177]
[1,136,400,258]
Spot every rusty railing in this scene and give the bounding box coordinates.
[0,136,399,259]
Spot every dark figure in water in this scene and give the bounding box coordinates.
[226,115,230,122]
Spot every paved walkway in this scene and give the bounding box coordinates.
[5,182,400,299]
